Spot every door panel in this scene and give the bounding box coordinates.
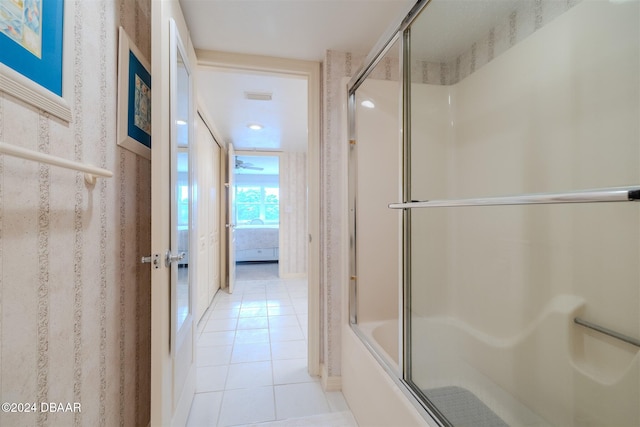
[150,6,197,424]
[227,143,236,293]
[195,113,221,322]
[211,142,221,298]
[169,19,196,424]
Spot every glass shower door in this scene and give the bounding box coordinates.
[348,39,403,369]
[402,0,640,426]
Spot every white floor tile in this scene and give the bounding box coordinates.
[266,297,293,307]
[205,317,239,332]
[218,386,276,426]
[270,326,305,343]
[239,306,269,317]
[226,361,273,389]
[198,345,232,367]
[231,342,271,363]
[189,263,357,427]
[240,411,358,427]
[241,301,267,310]
[325,391,351,412]
[265,289,289,297]
[267,305,296,317]
[214,298,243,309]
[234,328,270,344]
[272,358,317,385]
[271,340,307,360]
[268,315,300,329]
[197,365,228,393]
[186,391,223,427]
[274,383,330,420]
[237,316,269,330]
[199,331,236,347]
[242,292,267,302]
[209,308,240,319]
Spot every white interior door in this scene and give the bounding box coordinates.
[169,20,196,424]
[150,8,197,425]
[227,143,236,293]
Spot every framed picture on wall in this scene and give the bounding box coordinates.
[117,26,151,160]
[0,0,71,122]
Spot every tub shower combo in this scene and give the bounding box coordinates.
[347,0,639,425]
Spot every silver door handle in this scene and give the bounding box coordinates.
[165,251,186,267]
[225,224,236,229]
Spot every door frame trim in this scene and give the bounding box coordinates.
[197,50,321,377]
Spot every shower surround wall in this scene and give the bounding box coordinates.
[0,0,151,426]
[340,0,638,425]
[410,2,639,424]
[323,0,584,385]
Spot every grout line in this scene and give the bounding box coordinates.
[193,264,346,427]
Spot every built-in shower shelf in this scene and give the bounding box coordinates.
[389,186,640,209]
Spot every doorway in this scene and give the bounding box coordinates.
[197,51,320,376]
[234,154,281,280]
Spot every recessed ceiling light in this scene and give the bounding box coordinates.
[361,100,375,109]
[176,120,187,125]
[248,123,264,130]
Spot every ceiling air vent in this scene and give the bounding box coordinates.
[244,91,273,101]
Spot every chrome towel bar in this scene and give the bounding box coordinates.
[0,142,113,185]
[574,317,640,348]
[389,186,640,209]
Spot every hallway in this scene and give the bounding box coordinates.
[187,263,357,426]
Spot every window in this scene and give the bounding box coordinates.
[236,185,279,225]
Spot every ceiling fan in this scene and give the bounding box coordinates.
[235,159,264,171]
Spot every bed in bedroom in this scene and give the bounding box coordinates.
[235,226,279,262]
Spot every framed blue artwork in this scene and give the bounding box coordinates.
[0,0,70,121]
[117,26,151,160]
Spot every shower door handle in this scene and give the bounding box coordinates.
[389,186,640,209]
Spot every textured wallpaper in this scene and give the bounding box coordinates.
[411,0,582,85]
[280,152,308,279]
[0,0,151,426]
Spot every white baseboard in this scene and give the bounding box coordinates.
[321,363,342,391]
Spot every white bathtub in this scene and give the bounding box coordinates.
[410,295,639,427]
[356,319,400,369]
[351,293,639,427]
[342,323,432,427]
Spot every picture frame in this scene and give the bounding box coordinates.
[117,26,151,160]
[0,0,71,122]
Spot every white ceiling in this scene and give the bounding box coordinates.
[180,0,415,62]
[181,0,527,154]
[180,0,415,153]
[198,68,309,152]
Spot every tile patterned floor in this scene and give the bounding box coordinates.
[187,263,357,427]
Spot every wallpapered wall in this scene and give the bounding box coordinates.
[280,152,308,279]
[0,0,151,426]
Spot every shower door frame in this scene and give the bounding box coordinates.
[346,1,451,425]
[349,1,640,426]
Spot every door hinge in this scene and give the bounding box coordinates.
[349,139,356,146]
